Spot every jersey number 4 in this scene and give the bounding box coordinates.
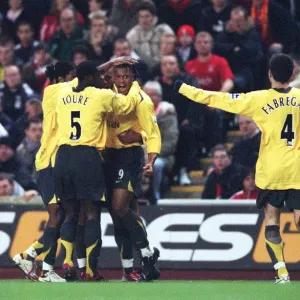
[70,111,81,140]
[281,114,294,147]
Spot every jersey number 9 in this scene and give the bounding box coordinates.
[70,111,81,140]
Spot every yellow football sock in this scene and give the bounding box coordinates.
[86,240,99,277]
[265,239,288,277]
[23,240,43,259]
[61,240,74,266]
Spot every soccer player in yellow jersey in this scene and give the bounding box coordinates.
[54,60,143,281]
[174,53,300,284]
[13,62,76,282]
[104,64,161,281]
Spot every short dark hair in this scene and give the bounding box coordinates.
[17,21,34,32]
[24,117,42,130]
[0,173,14,184]
[76,60,99,81]
[72,45,91,59]
[211,144,229,157]
[45,61,76,83]
[114,38,130,47]
[269,53,294,84]
[137,1,157,16]
[0,36,14,48]
[113,63,138,79]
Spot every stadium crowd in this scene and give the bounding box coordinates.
[0,0,299,203]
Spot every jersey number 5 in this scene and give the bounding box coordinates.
[70,111,81,140]
[281,114,294,146]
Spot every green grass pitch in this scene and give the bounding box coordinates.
[0,280,299,300]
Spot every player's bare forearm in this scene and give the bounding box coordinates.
[147,152,158,165]
[97,57,138,74]
[220,79,234,92]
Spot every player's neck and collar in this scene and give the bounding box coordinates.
[271,81,292,94]
[73,81,90,93]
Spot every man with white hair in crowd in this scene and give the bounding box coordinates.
[144,81,178,204]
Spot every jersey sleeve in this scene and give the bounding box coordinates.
[178,83,257,118]
[136,98,161,154]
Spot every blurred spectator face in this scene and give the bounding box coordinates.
[238,116,257,137]
[0,179,13,196]
[229,9,247,33]
[114,41,131,57]
[161,56,179,79]
[104,68,114,89]
[212,150,231,171]
[243,174,256,193]
[26,102,42,118]
[60,8,76,36]
[73,53,88,66]
[179,32,193,48]
[144,88,161,108]
[211,0,226,7]
[138,9,154,30]
[17,24,34,46]
[34,49,48,65]
[91,16,107,34]
[56,0,70,11]
[0,43,14,67]
[113,67,134,95]
[25,121,42,143]
[195,33,213,56]
[9,0,23,10]
[89,0,102,12]
[0,145,14,162]
[160,35,176,56]
[4,66,21,89]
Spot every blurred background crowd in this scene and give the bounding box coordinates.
[0,0,299,204]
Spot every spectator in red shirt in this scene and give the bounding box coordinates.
[185,31,234,92]
[230,171,258,200]
[40,0,84,42]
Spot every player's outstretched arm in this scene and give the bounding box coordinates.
[97,56,138,74]
[173,80,257,118]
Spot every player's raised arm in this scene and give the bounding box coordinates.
[173,81,257,118]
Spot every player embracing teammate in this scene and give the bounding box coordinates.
[13,57,161,282]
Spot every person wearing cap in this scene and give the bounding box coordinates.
[177,25,197,64]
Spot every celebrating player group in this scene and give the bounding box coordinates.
[12,53,300,284]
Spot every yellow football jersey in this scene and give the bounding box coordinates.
[106,89,161,153]
[179,83,300,190]
[56,82,141,151]
[35,78,78,171]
